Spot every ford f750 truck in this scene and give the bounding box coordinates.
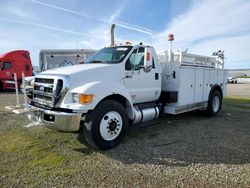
[14,27,227,150]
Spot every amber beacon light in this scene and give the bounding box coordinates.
[168,34,174,41]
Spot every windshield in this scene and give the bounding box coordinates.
[85,46,132,64]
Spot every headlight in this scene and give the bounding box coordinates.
[73,93,94,104]
[73,93,79,103]
[30,79,35,86]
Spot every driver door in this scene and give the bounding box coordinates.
[1,61,13,80]
[123,47,161,104]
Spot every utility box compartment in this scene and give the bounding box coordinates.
[179,68,195,105]
[160,51,228,114]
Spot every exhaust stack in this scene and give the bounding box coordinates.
[110,24,115,47]
[168,34,174,62]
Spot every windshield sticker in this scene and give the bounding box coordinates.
[116,48,128,51]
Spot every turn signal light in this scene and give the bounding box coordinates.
[79,94,94,104]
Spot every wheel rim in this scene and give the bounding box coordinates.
[212,96,220,112]
[99,111,123,141]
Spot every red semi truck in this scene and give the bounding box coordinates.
[0,50,32,91]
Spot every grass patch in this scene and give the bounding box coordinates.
[224,96,250,103]
[30,152,65,167]
[224,96,250,109]
[236,76,250,78]
[0,131,34,152]
[0,128,78,179]
[39,168,77,178]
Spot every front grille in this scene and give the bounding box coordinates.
[34,94,53,105]
[33,77,64,107]
[35,78,54,84]
[34,85,53,93]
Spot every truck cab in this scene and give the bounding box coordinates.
[0,50,32,91]
[120,45,162,104]
[26,40,227,150]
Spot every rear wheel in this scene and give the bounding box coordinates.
[0,81,3,92]
[207,90,222,116]
[79,100,129,150]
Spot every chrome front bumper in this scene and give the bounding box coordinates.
[28,107,82,132]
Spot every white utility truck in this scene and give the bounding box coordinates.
[15,26,227,150]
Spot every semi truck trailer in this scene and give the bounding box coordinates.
[14,26,227,150]
[39,49,96,72]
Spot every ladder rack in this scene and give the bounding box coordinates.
[174,51,216,68]
[158,49,225,69]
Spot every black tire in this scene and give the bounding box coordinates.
[79,100,129,150]
[0,81,3,92]
[207,90,222,116]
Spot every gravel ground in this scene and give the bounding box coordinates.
[0,86,250,187]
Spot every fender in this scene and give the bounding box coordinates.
[208,84,223,100]
[61,80,135,119]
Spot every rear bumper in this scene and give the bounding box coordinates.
[28,107,82,132]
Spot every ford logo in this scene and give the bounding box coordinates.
[39,86,45,92]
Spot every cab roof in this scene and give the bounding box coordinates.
[0,50,29,59]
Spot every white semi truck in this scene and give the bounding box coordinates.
[15,27,227,150]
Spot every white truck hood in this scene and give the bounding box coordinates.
[39,63,123,88]
[41,64,111,75]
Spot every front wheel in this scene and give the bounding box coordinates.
[207,90,222,116]
[79,100,129,150]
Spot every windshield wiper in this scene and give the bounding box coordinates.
[88,60,104,64]
[106,60,119,64]
[87,60,119,64]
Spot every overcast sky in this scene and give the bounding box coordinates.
[0,0,250,69]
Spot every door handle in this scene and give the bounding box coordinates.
[155,73,159,80]
[125,75,132,78]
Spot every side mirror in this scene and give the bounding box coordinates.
[134,64,144,70]
[143,65,152,73]
[144,47,153,72]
